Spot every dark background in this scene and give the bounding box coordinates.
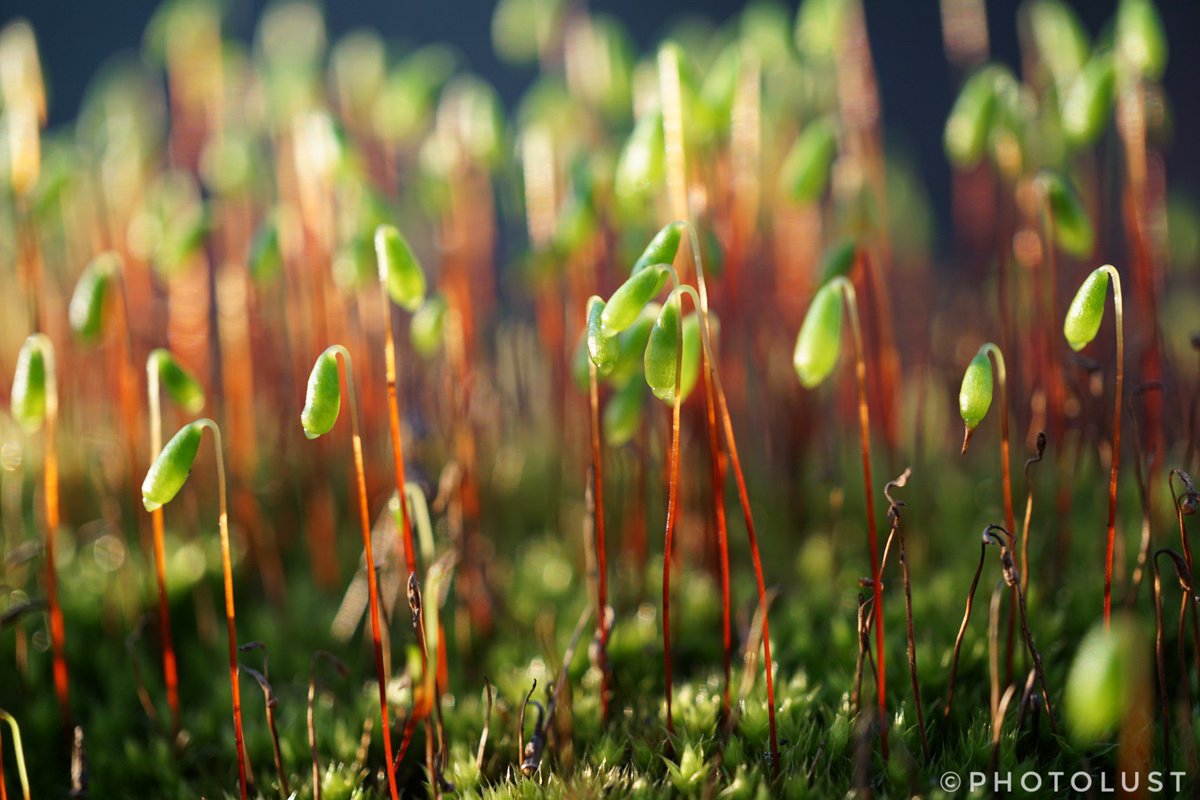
[6,0,1199,253]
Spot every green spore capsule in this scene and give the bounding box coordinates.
[1037,170,1094,258]
[301,347,342,439]
[410,296,448,359]
[643,296,682,403]
[944,66,999,168]
[793,282,843,388]
[603,379,645,447]
[608,303,659,388]
[1063,267,1111,351]
[631,221,685,276]
[958,348,994,430]
[1065,617,1144,744]
[375,224,426,311]
[150,349,205,414]
[817,238,857,285]
[600,264,670,337]
[1029,0,1090,89]
[614,112,665,206]
[249,217,284,284]
[10,334,50,433]
[1061,54,1115,148]
[780,116,838,203]
[69,252,119,343]
[586,296,618,377]
[142,421,204,512]
[1117,0,1166,81]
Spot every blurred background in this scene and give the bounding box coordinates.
[9,0,1200,260]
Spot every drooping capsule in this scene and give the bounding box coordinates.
[817,238,857,285]
[614,111,665,207]
[1037,170,1094,258]
[793,282,843,388]
[586,296,618,377]
[68,252,119,343]
[644,296,680,401]
[958,348,994,431]
[149,348,205,414]
[410,296,448,359]
[599,264,670,337]
[142,421,204,512]
[631,221,684,276]
[10,334,50,433]
[1061,54,1115,148]
[608,303,659,388]
[1116,0,1167,82]
[780,116,838,203]
[1063,267,1112,351]
[301,347,342,439]
[603,379,645,447]
[944,66,1000,168]
[1028,0,1090,90]
[375,224,426,311]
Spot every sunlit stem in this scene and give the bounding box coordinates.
[146,359,181,736]
[1099,265,1125,628]
[586,359,611,722]
[665,224,780,767]
[34,336,69,725]
[0,710,29,800]
[378,290,418,580]
[828,274,888,759]
[325,346,401,800]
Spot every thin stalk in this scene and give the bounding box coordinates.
[989,683,1019,777]
[39,340,69,724]
[238,643,288,798]
[586,361,610,722]
[147,360,181,736]
[945,542,987,717]
[1152,552,1172,776]
[406,573,441,798]
[1098,264,1125,627]
[378,295,418,579]
[308,651,349,800]
[1020,433,1047,598]
[988,580,1003,725]
[660,290,684,737]
[0,710,29,800]
[702,352,733,718]
[191,419,249,799]
[326,347,400,800]
[476,677,493,772]
[679,225,779,768]
[829,275,888,759]
[884,469,928,761]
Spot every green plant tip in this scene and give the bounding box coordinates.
[142,421,204,512]
[631,221,684,276]
[1065,616,1144,744]
[410,295,448,359]
[603,380,644,447]
[958,348,993,431]
[1061,54,1115,148]
[944,66,1000,168]
[586,296,618,376]
[793,282,843,388]
[10,334,50,434]
[1037,170,1094,258]
[600,264,670,337]
[1063,267,1110,351]
[1117,0,1167,81]
[150,348,205,414]
[375,224,426,311]
[781,116,838,203]
[302,347,342,439]
[69,252,120,343]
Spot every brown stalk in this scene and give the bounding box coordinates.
[989,682,1019,778]
[239,642,288,798]
[945,541,988,718]
[1097,265,1125,627]
[379,288,418,580]
[884,468,928,760]
[146,356,181,735]
[321,348,399,800]
[308,651,349,800]
[988,580,1004,726]
[39,341,69,725]
[1125,383,1163,604]
[701,348,733,720]
[406,573,441,798]
[585,360,611,722]
[1020,432,1047,598]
